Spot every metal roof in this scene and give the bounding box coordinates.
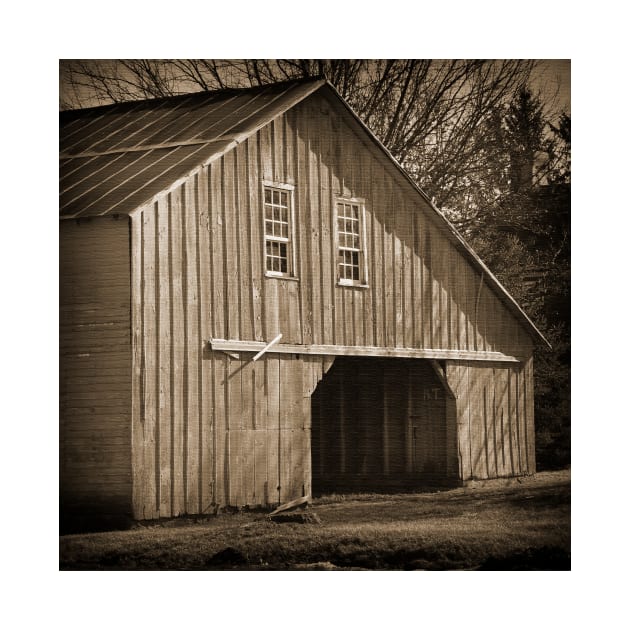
[59,77,326,218]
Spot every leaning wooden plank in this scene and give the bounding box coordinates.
[269,494,309,515]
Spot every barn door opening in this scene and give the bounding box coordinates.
[311,357,454,495]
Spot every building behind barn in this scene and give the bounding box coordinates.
[60,78,548,527]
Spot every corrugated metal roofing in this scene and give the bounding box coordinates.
[59,78,326,218]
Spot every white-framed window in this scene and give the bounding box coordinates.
[263,182,296,278]
[336,198,368,287]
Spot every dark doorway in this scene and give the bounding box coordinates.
[311,357,454,495]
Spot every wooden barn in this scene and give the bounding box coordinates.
[60,77,548,526]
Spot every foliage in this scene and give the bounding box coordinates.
[459,88,571,469]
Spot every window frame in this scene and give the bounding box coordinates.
[261,180,297,280]
[334,196,369,288]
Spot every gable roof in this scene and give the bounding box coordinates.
[59,77,549,347]
[59,77,326,219]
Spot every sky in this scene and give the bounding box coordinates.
[531,59,570,115]
[59,59,571,118]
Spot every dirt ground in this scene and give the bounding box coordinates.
[60,469,570,570]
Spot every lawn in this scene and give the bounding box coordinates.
[59,469,570,570]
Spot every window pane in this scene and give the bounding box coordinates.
[351,204,359,219]
[281,223,288,238]
[280,191,288,206]
[272,190,279,205]
[352,265,359,280]
[353,234,360,248]
[265,188,271,204]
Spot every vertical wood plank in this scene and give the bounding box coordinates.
[247,137,264,341]
[240,359,256,505]
[223,152,240,340]
[131,212,145,519]
[423,223,434,349]
[227,357,243,504]
[208,161,224,340]
[236,143,253,342]
[266,357,280,504]
[510,366,521,474]
[212,352,227,508]
[199,166,216,511]
[393,191,404,347]
[294,106,312,345]
[319,102,335,345]
[484,373,497,479]
[516,365,527,473]
[157,194,172,516]
[184,176,200,514]
[254,428,268,505]
[170,185,185,516]
[371,163,385,347]
[141,205,158,519]
[306,104,322,345]
[383,175,395,347]
[525,356,536,473]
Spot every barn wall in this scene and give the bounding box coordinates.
[446,359,536,480]
[129,191,334,516]
[129,92,538,516]
[60,216,132,522]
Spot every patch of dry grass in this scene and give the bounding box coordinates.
[60,469,570,570]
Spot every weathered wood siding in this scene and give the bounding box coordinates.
[133,91,532,358]
[60,216,132,520]
[445,359,535,480]
[129,183,335,514]
[129,91,536,516]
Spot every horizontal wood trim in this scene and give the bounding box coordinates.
[208,339,521,363]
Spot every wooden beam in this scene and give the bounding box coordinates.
[208,339,521,363]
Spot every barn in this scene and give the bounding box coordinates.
[60,77,548,527]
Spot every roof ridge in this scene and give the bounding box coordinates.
[59,75,326,119]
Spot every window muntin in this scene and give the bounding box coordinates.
[336,199,366,285]
[263,184,294,276]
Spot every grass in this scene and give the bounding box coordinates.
[59,469,570,570]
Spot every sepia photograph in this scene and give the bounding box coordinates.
[58,58,570,571]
